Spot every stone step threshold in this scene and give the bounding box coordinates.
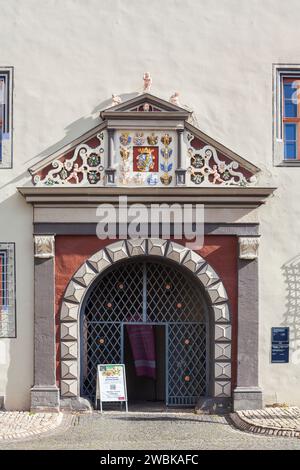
[231,407,300,438]
[0,411,63,441]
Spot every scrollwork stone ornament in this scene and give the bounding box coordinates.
[186,132,257,187]
[34,235,55,259]
[238,237,260,260]
[33,133,105,186]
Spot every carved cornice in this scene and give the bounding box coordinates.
[19,186,276,208]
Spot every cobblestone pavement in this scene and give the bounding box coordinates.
[0,411,63,441]
[0,411,300,450]
[232,407,300,438]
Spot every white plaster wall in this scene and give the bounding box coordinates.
[0,0,300,408]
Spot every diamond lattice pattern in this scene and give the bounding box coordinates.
[147,262,206,322]
[82,260,207,403]
[85,262,144,323]
[82,322,122,399]
[168,323,206,405]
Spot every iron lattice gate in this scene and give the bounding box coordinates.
[81,260,207,406]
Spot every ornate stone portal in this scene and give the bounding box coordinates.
[21,88,274,413]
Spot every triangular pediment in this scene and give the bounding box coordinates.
[27,93,260,188]
[101,93,191,117]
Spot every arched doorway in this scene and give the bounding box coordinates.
[81,258,209,406]
[60,239,232,407]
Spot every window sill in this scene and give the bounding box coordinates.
[276,160,300,167]
[273,139,300,166]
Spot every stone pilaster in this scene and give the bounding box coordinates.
[234,236,262,410]
[105,128,116,185]
[31,235,59,412]
[175,127,186,186]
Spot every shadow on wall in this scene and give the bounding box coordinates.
[0,170,31,191]
[2,192,34,410]
[0,93,139,408]
[282,254,300,362]
[24,92,139,166]
[0,93,138,191]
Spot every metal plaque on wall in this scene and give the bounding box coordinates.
[271,327,289,363]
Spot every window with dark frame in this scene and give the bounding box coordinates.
[0,77,4,163]
[0,68,13,168]
[272,65,300,165]
[283,78,300,159]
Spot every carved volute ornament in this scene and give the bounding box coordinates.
[238,237,260,260]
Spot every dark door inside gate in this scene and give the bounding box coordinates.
[81,259,208,406]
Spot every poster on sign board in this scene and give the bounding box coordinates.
[96,364,128,412]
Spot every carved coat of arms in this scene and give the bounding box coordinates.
[119,132,132,146]
[133,146,158,172]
